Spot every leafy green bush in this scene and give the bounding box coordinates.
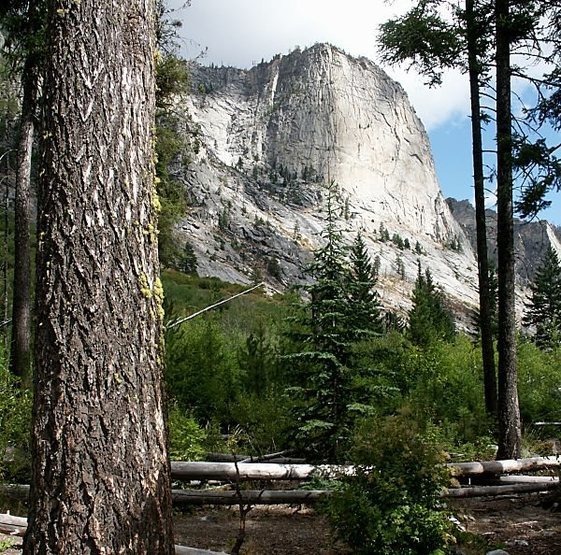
[230,392,292,454]
[0,348,32,481]
[325,413,451,555]
[163,274,295,453]
[404,336,491,446]
[517,340,561,424]
[166,317,241,425]
[0,539,15,553]
[168,405,207,461]
[160,270,561,466]
[350,331,411,411]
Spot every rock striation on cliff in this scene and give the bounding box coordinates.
[175,44,481,320]
[447,198,561,285]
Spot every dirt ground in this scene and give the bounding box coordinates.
[172,494,561,555]
[174,505,349,554]
[449,494,561,554]
[0,534,21,555]
[1,494,560,554]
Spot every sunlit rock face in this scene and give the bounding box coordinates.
[176,44,481,322]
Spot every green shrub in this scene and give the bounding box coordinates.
[347,332,407,417]
[0,539,15,553]
[165,318,241,425]
[0,348,32,482]
[517,341,561,424]
[404,337,491,446]
[229,392,292,454]
[168,405,207,461]
[163,274,293,452]
[325,413,451,555]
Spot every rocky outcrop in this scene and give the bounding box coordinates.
[175,44,481,321]
[447,198,561,284]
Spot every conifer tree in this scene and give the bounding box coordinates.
[1,0,45,382]
[284,184,355,462]
[285,190,402,461]
[408,262,455,346]
[379,0,497,416]
[348,232,384,336]
[154,4,191,269]
[238,322,277,398]
[472,265,498,340]
[523,246,561,349]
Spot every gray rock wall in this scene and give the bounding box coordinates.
[176,44,482,323]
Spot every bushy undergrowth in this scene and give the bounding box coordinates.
[404,336,493,447]
[0,347,32,482]
[517,340,561,424]
[168,404,207,461]
[163,271,292,455]
[162,272,561,461]
[4,274,545,471]
[325,413,451,554]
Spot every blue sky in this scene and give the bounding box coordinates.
[170,0,561,225]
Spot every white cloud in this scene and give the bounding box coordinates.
[389,68,471,130]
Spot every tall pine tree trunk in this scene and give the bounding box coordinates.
[23,0,174,552]
[9,54,37,382]
[495,0,521,459]
[466,0,497,417]
[2,171,9,351]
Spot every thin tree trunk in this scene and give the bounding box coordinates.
[23,0,174,552]
[495,0,521,459]
[2,170,9,351]
[466,0,497,417]
[9,55,37,381]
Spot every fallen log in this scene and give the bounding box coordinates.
[0,513,27,536]
[501,474,559,484]
[172,488,326,506]
[237,450,305,464]
[449,456,561,477]
[171,456,561,481]
[175,547,228,555]
[0,521,25,536]
[171,461,347,481]
[204,453,306,464]
[445,481,560,498]
[172,479,560,505]
[245,457,307,464]
[0,513,227,554]
[470,475,560,486]
[0,482,327,507]
[0,483,29,500]
[204,453,250,462]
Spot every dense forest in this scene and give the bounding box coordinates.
[0,0,561,554]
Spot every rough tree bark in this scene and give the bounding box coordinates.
[23,0,174,552]
[466,0,497,417]
[495,0,521,459]
[2,167,9,350]
[9,52,37,382]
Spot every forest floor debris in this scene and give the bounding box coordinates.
[1,494,560,554]
[172,494,561,554]
[450,495,561,554]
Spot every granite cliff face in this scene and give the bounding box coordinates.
[175,44,480,320]
[447,198,561,284]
